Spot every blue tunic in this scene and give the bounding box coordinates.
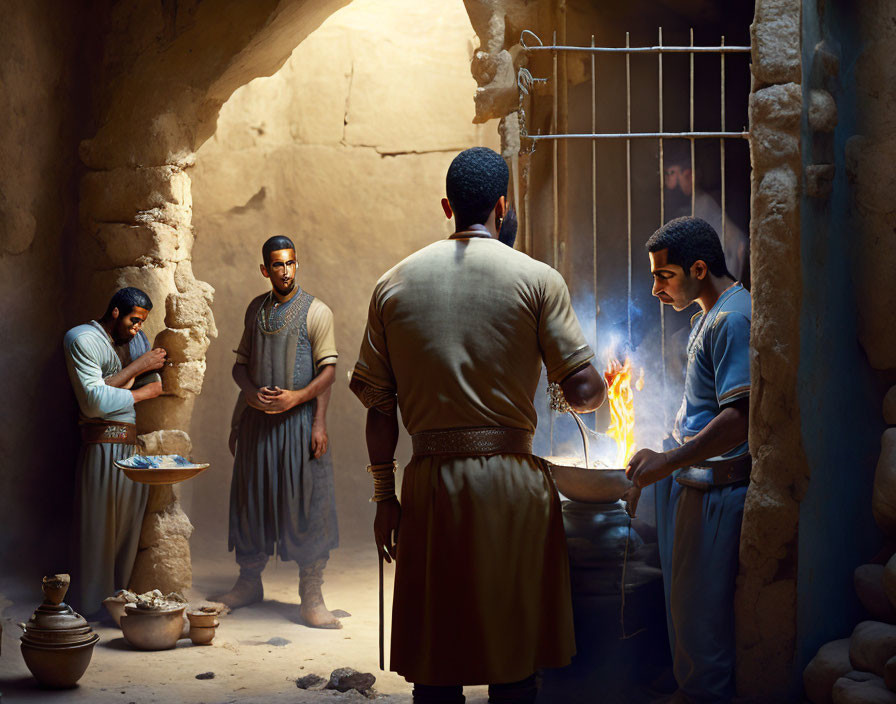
[657,283,752,703]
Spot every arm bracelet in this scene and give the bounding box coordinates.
[367,460,398,502]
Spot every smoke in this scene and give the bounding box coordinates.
[537,292,682,466]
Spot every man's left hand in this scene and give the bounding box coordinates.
[311,420,328,458]
[626,448,674,489]
[260,386,303,413]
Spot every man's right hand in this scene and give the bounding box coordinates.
[374,497,401,563]
[132,380,163,403]
[138,347,168,372]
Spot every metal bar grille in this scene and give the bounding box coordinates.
[518,27,749,433]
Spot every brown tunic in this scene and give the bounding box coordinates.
[352,234,593,685]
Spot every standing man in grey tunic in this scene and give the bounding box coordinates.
[213,235,340,629]
[63,287,167,616]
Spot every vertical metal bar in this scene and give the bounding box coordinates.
[689,27,696,217]
[591,34,598,433]
[626,31,632,346]
[524,181,531,255]
[720,35,727,256]
[658,26,667,425]
[552,30,560,269]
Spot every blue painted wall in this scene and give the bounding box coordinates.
[796,0,886,682]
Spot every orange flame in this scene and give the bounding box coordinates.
[606,357,637,467]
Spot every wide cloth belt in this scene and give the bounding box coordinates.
[411,427,533,458]
[676,454,752,490]
[79,420,137,445]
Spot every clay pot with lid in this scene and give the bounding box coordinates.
[19,574,99,688]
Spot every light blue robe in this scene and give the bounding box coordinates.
[63,321,150,615]
[657,284,751,703]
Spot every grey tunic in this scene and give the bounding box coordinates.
[229,289,338,565]
[63,322,151,615]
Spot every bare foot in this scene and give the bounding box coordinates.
[300,600,342,629]
[209,575,263,610]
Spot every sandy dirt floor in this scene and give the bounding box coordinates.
[0,546,491,703]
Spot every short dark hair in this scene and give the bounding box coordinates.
[446,147,509,229]
[104,287,153,318]
[646,216,731,278]
[262,235,295,266]
[664,140,692,169]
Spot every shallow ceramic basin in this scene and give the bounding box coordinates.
[548,464,632,504]
[114,460,209,486]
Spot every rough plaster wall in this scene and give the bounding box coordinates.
[73,0,351,593]
[0,0,84,577]
[735,0,806,697]
[187,0,500,552]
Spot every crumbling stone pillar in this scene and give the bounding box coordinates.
[734,0,806,698]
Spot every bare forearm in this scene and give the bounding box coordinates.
[664,401,749,470]
[366,407,399,465]
[105,361,143,388]
[297,364,336,404]
[314,385,332,424]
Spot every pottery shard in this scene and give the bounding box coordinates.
[873,431,896,536]
[153,327,210,364]
[857,566,896,624]
[137,429,192,457]
[751,0,801,86]
[885,388,896,427]
[81,166,192,224]
[851,622,896,676]
[805,639,854,704]
[160,360,206,398]
[810,90,839,133]
[833,671,896,704]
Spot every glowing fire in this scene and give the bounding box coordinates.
[606,357,637,467]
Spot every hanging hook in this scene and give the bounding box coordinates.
[520,30,543,51]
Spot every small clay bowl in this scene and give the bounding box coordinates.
[120,604,185,651]
[20,634,99,688]
[189,623,218,646]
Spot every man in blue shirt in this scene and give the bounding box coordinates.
[626,216,751,703]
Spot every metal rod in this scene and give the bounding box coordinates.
[658,26,667,427]
[552,30,559,269]
[591,34,599,433]
[720,35,726,254]
[689,28,696,217]
[525,131,749,141]
[626,31,632,346]
[524,44,750,54]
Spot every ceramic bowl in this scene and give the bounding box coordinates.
[186,611,218,628]
[120,605,186,650]
[188,623,218,646]
[20,634,99,688]
[113,460,209,486]
[102,597,127,627]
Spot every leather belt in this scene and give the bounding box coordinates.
[676,454,752,490]
[411,427,533,458]
[80,420,137,445]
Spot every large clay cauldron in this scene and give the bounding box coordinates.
[19,574,99,688]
